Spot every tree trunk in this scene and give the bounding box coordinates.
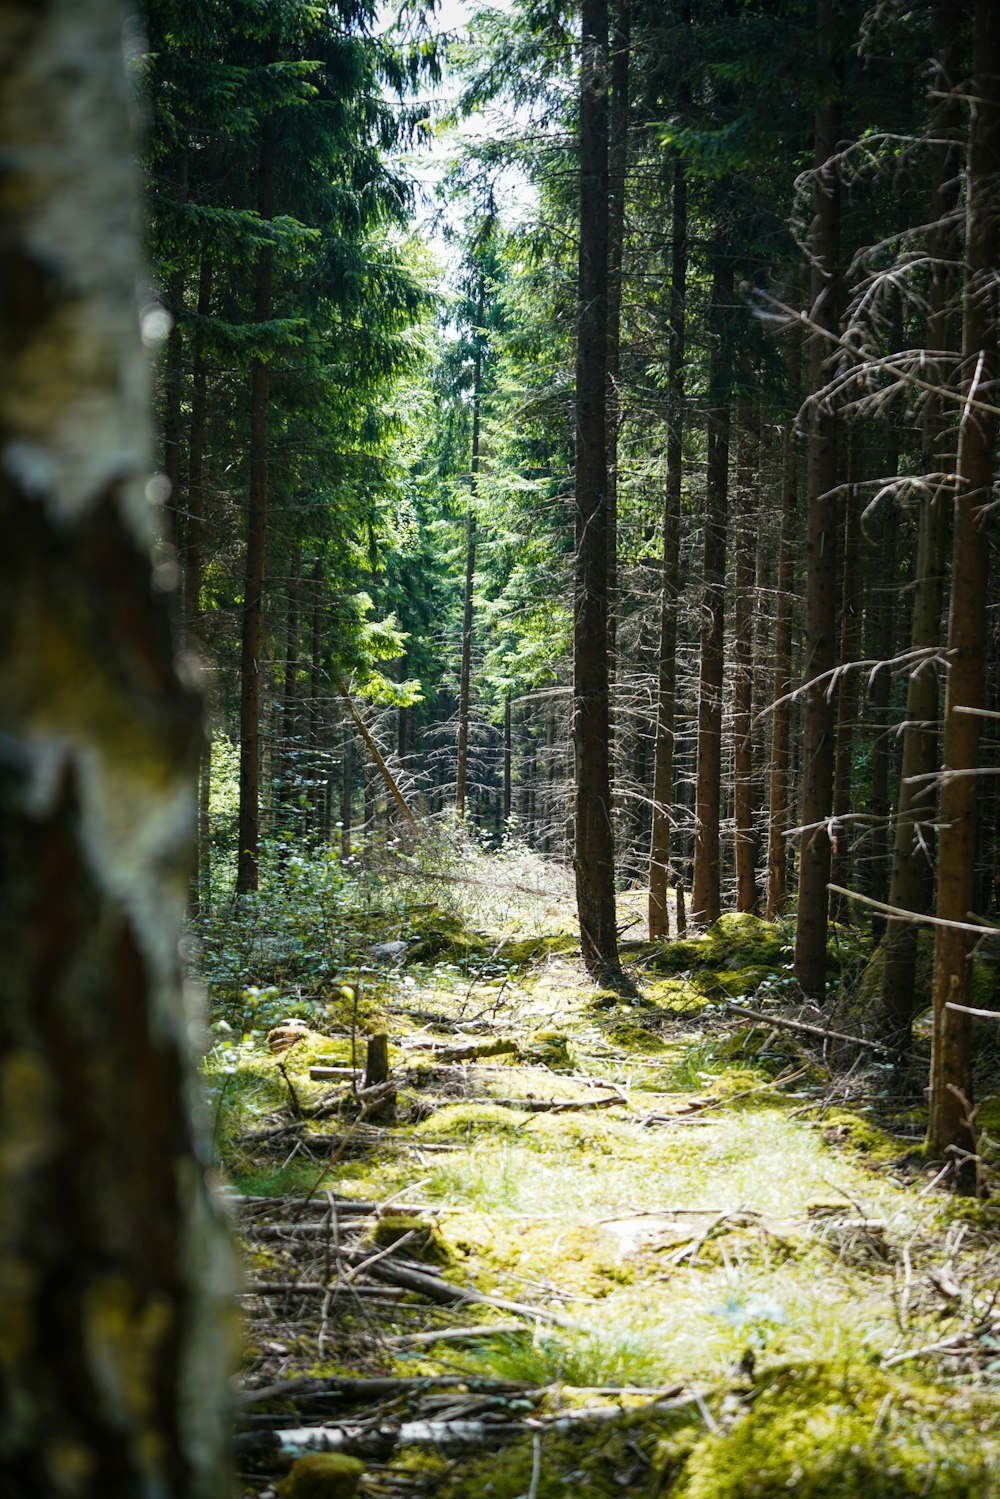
[308,557,324,840]
[794,0,844,997]
[279,547,301,833]
[0,4,235,1490]
[574,0,628,987]
[503,692,512,828]
[831,430,863,916]
[455,303,483,819]
[927,0,1000,1173]
[879,0,962,1046]
[648,151,687,939]
[691,249,733,928]
[184,255,212,651]
[236,120,275,893]
[766,352,801,921]
[606,0,630,787]
[733,407,760,914]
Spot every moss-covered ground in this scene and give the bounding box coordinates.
[204,866,1000,1499]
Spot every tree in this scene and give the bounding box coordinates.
[574,0,628,986]
[0,0,234,1490]
[794,0,845,998]
[926,0,1000,1174]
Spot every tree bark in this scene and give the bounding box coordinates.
[927,0,1000,1173]
[766,348,801,921]
[733,406,760,914]
[0,3,235,1490]
[574,0,628,987]
[831,429,863,916]
[236,118,275,893]
[691,248,733,928]
[879,0,962,1046]
[455,290,484,820]
[794,0,844,997]
[648,151,686,939]
[606,0,630,785]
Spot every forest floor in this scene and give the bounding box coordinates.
[205,854,1000,1499]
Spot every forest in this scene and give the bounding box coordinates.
[3,0,1000,1495]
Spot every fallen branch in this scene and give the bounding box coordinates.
[410,1038,520,1063]
[235,1388,700,1458]
[725,1002,888,1054]
[335,675,417,827]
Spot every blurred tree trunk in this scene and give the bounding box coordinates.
[733,406,760,914]
[0,1,235,1491]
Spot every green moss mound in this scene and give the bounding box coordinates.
[416,1102,526,1138]
[650,914,785,976]
[404,912,483,963]
[668,1363,995,1499]
[608,1019,666,1053]
[278,1453,365,1498]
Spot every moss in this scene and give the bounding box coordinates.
[416,1102,527,1138]
[608,1019,666,1053]
[524,1030,574,1068]
[643,978,713,1012]
[404,912,484,963]
[278,1453,365,1498]
[499,933,577,967]
[667,1362,996,1499]
[819,1110,914,1164]
[369,1213,449,1265]
[650,915,785,977]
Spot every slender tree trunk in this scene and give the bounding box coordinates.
[236,122,275,893]
[879,0,962,1045]
[503,693,512,828]
[648,152,686,939]
[691,250,733,928]
[455,299,484,819]
[278,547,301,836]
[927,0,1000,1173]
[831,430,863,916]
[0,4,235,1488]
[867,471,899,930]
[308,557,323,840]
[733,406,760,914]
[184,255,212,650]
[606,0,630,785]
[341,727,353,858]
[574,0,628,986]
[794,0,844,996]
[766,350,801,920]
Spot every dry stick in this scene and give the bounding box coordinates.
[355,1257,581,1330]
[389,1323,526,1347]
[725,1001,889,1054]
[826,882,1000,938]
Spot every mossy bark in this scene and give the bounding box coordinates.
[0,2,236,1491]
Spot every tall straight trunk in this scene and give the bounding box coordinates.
[648,152,687,939]
[831,430,863,913]
[606,0,630,773]
[0,4,235,1488]
[766,349,801,920]
[867,462,899,928]
[691,251,733,927]
[794,0,844,996]
[927,0,1000,1171]
[341,726,352,858]
[733,406,760,913]
[184,255,212,649]
[503,692,512,827]
[309,557,324,839]
[198,732,212,912]
[574,0,627,986]
[162,144,188,566]
[456,295,484,819]
[236,124,275,893]
[879,0,962,1044]
[279,547,301,829]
